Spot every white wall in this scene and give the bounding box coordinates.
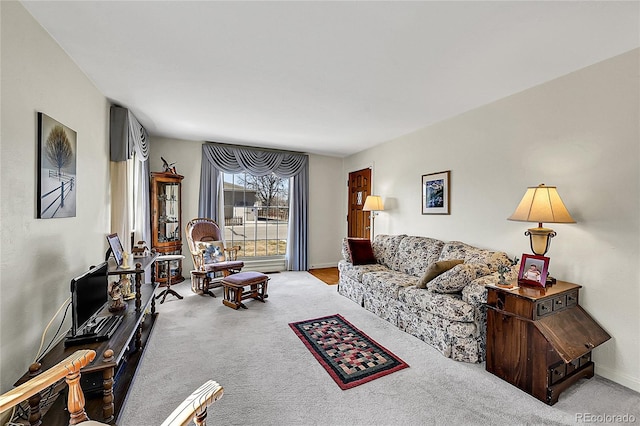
[0,2,111,392]
[343,49,640,392]
[147,138,345,271]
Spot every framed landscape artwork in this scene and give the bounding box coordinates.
[422,170,450,215]
[37,112,77,218]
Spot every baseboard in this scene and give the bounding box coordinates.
[595,364,640,393]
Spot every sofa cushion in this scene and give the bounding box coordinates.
[438,241,511,272]
[362,270,418,300]
[395,236,445,277]
[338,260,389,282]
[398,287,476,322]
[427,263,491,293]
[371,234,407,269]
[417,259,464,288]
[347,238,377,265]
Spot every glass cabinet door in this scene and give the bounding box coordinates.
[156,181,180,243]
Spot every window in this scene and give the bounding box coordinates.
[223,172,289,258]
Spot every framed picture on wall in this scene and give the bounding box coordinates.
[422,170,450,214]
[37,112,77,218]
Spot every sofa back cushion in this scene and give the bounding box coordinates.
[439,241,511,272]
[395,236,445,277]
[372,234,407,269]
[427,263,491,293]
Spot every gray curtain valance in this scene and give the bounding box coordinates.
[110,106,149,162]
[202,143,306,177]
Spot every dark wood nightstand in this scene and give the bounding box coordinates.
[485,280,611,405]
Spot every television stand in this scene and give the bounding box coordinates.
[14,253,158,425]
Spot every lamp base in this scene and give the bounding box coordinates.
[525,226,556,256]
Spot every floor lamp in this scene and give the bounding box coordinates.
[362,195,384,240]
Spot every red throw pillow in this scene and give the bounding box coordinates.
[347,238,376,265]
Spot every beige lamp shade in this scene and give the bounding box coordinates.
[508,184,575,224]
[508,184,575,256]
[362,195,384,212]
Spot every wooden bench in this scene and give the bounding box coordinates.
[221,271,269,309]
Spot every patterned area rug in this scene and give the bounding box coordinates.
[289,314,409,390]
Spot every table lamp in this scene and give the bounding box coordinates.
[362,195,384,239]
[508,184,575,256]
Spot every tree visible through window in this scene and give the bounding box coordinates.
[223,172,289,258]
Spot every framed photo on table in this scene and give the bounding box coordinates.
[422,170,450,214]
[518,254,549,287]
[106,233,125,267]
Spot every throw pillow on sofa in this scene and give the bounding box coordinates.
[347,238,377,265]
[417,259,464,289]
[426,263,491,293]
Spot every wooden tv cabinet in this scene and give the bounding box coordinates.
[14,254,158,425]
[485,280,611,405]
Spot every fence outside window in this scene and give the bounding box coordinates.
[223,173,289,258]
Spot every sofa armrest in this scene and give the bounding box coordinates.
[341,238,352,263]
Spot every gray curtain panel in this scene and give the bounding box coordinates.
[199,143,309,270]
[109,106,151,276]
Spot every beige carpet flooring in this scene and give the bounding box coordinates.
[119,272,640,425]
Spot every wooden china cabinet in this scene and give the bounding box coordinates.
[150,171,185,285]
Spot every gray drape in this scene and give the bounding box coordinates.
[109,106,151,268]
[110,106,149,162]
[199,143,309,270]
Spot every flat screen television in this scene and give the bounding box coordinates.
[69,261,109,337]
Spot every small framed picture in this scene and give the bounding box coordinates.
[518,254,549,287]
[422,170,450,215]
[106,233,125,267]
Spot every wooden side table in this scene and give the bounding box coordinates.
[485,280,611,405]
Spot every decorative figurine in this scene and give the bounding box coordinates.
[132,240,150,258]
[108,280,126,312]
[119,275,135,301]
[497,256,519,287]
[121,251,130,269]
[161,156,177,174]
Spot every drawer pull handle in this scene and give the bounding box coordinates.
[584,342,594,349]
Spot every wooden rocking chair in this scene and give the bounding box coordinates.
[0,349,223,426]
[185,218,244,297]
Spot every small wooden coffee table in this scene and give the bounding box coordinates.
[221,271,269,309]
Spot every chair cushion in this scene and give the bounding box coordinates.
[222,271,268,286]
[196,241,226,263]
[203,260,244,273]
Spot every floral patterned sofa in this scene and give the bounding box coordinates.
[338,234,519,363]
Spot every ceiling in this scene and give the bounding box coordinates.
[21,1,639,157]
